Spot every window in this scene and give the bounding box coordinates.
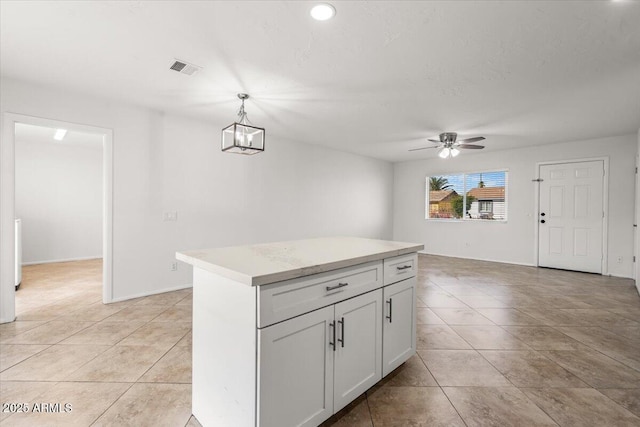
[479,201,493,212]
[426,170,507,221]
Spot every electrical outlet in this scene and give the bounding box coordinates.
[171,262,178,271]
[163,211,178,222]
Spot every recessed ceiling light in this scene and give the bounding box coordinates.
[53,129,67,141]
[310,3,336,21]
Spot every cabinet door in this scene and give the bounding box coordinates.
[258,305,334,427]
[382,277,416,377]
[333,289,383,412]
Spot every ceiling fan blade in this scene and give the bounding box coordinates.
[427,138,441,143]
[409,146,440,151]
[457,136,485,144]
[457,144,484,149]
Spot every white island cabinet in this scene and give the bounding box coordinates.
[176,237,423,427]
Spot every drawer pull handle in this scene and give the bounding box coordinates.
[396,265,412,271]
[338,317,345,348]
[386,298,393,323]
[329,321,336,351]
[326,282,349,292]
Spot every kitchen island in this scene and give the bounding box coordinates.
[177,236,424,427]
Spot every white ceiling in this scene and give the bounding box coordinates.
[2,1,639,162]
[15,123,104,148]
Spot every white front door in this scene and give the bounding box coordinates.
[538,160,604,274]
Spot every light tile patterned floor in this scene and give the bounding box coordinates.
[1,256,639,426]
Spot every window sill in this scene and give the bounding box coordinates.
[424,218,508,223]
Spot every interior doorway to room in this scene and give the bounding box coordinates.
[0,114,113,324]
[13,122,106,315]
[537,159,606,274]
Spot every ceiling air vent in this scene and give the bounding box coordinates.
[169,59,202,76]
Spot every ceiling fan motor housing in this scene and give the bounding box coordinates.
[440,132,458,143]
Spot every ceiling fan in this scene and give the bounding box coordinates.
[409,132,486,158]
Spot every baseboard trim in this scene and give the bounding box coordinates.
[22,256,102,266]
[608,273,634,279]
[418,250,536,267]
[418,251,633,278]
[107,283,193,304]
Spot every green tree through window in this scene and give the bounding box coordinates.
[429,176,452,191]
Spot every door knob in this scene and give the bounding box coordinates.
[540,219,546,224]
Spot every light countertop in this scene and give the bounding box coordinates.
[176,236,424,286]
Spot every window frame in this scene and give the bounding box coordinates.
[479,200,493,213]
[425,169,508,222]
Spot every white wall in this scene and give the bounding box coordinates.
[393,134,637,278]
[15,133,102,264]
[1,77,393,303]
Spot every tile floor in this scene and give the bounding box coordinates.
[0,256,639,426]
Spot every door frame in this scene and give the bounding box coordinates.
[635,153,639,285]
[533,157,609,275]
[0,113,114,323]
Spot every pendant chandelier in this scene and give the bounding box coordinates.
[221,93,265,155]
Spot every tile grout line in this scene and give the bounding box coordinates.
[0,343,53,373]
[88,381,137,426]
[415,349,470,427]
[545,325,640,373]
[133,331,190,383]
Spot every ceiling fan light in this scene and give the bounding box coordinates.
[450,147,460,157]
[438,147,450,159]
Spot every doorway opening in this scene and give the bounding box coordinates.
[535,158,608,275]
[0,114,113,323]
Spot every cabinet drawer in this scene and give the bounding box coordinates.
[258,261,383,328]
[383,253,417,285]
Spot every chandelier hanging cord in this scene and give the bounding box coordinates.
[236,93,254,126]
[237,100,247,124]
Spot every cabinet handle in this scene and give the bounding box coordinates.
[326,282,348,292]
[386,298,393,323]
[337,317,345,348]
[396,265,412,271]
[329,321,336,351]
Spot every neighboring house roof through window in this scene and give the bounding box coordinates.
[467,186,505,200]
[429,190,458,202]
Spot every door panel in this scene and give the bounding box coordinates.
[382,277,417,377]
[574,185,590,217]
[549,227,563,254]
[258,305,334,427]
[574,228,588,256]
[333,290,382,412]
[538,160,604,273]
[549,186,564,217]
